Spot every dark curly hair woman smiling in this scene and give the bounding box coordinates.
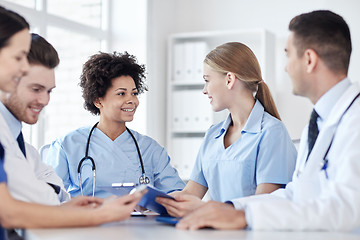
[80,51,147,115]
[45,51,185,197]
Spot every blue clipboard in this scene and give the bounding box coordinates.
[156,216,181,225]
[136,185,174,216]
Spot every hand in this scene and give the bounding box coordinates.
[176,201,247,230]
[96,190,146,222]
[61,196,104,208]
[156,194,204,217]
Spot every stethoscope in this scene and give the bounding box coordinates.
[320,92,360,179]
[77,122,150,196]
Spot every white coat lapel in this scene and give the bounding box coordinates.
[293,127,308,178]
[304,83,360,174]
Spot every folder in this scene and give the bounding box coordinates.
[173,43,184,82]
[135,185,174,216]
[193,41,208,83]
[184,42,195,81]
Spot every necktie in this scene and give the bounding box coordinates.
[0,143,4,160]
[307,109,319,160]
[17,131,26,157]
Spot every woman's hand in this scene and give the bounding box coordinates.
[156,194,204,217]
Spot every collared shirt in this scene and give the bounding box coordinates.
[0,102,22,140]
[45,126,185,197]
[314,78,351,131]
[190,100,297,202]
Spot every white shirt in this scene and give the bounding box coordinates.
[0,102,69,205]
[231,79,360,231]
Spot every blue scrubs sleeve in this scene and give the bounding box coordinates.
[152,146,185,193]
[45,140,72,191]
[255,124,297,185]
[0,143,7,182]
[0,144,6,240]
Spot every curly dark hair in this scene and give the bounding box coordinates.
[79,51,147,115]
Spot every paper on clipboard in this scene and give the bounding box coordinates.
[98,183,137,196]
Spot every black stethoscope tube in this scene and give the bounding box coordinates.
[321,92,360,178]
[77,122,149,196]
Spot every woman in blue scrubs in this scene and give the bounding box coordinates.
[45,52,185,197]
[157,42,297,217]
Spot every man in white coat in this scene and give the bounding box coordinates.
[0,33,69,205]
[176,10,360,231]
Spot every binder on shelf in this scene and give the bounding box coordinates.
[173,41,208,84]
[171,137,203,180]
[173,43,184,81]
[193,41,208,83]
[184,42,195,81]
[172,91,184,131]
[172,90,212,132]
[187,90,212,132]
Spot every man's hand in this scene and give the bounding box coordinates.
[96,190,146,222]
[61,196,104,208]
[176,201,247,230]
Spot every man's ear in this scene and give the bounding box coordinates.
[304,49,319,73]
[226,72,237,90]
[94,98,102,109]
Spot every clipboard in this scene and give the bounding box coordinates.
[156,216,181,225]
[133,185,175,216]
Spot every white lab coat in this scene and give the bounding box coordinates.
[0,113,70,205]
[232,82,360,231]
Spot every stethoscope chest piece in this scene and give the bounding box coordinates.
[139,174,150,185]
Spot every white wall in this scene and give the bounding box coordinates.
[146,0,360,145]
[110,0,147,134]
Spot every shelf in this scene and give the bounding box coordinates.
[171,80,204,87]
[172,131,206,136]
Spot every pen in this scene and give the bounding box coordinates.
[321,159,329,179]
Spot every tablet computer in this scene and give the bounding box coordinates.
[98,183,137,196]
[131,185,175,216]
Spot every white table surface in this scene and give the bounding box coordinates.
[25,215,360,240]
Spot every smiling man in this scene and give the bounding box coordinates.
[0,33,70,206]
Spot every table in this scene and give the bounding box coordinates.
[25,216,360,240]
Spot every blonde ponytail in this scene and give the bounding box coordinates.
[205,42,281,120]
[255,81,281,120]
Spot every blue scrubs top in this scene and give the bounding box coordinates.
[190,100,297,202]
[0,143,6,182]
[0,143,8,240]
[45,127,185,197]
